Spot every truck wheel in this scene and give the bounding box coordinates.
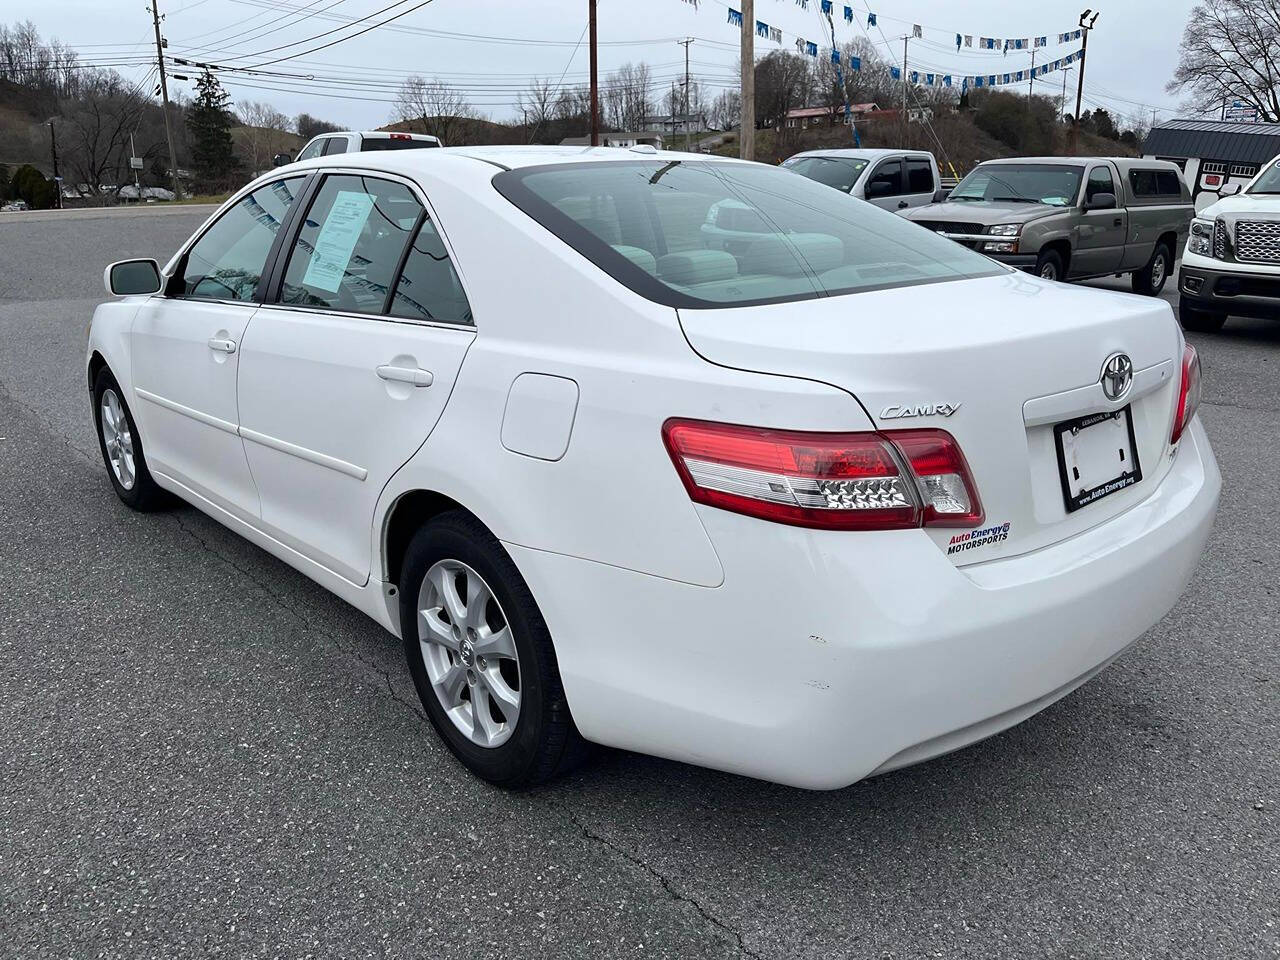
[1035,250,1064,282]
[1178,295,1227,333]
[1132,243,1172,296]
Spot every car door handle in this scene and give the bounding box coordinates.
[207,337,237,354]
[376,364,433,387]
[1113,218,1123,227]
[898,200,909,209]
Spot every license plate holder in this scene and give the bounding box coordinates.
[1054,406,1143,513]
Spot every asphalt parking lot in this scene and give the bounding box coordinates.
[1,205,1277,959]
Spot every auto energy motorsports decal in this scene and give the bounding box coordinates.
[947,522,1012,555]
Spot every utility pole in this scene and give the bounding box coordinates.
[901,35,909,145]
[149,1,182,200]
[47,120,62,210]
[588,0,599,146]
[1060,66,1073,122]
[1070,8,1099,155]
[1027,50,1037,112]
[740,0,754,160]
[678,38,694,153]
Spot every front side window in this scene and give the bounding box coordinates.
[865,160,904,198]
[296,139,325,162]
[951,163,1084,207]
[782,155,869,193]
[1087,166,1116,202]
[906,158,935,193]
[493,160,1004,309]
[180,176,304,301]
[280,174,423,315]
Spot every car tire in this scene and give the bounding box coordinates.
[1132,243,1173,296]
[92,367,169,511]
[1035,249,1064,282]
[1178,295,1228,333]
[399,510,589,787]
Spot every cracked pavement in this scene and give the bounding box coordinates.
[0,206,1276,958]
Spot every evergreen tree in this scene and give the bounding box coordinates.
[186,69,239,189]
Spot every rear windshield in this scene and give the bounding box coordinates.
[951,163,1084,207]
[782,155,869,193]
[361,137,440,151]
[493,160,1003,308]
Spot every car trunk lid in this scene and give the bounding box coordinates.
[678,272,1183,565]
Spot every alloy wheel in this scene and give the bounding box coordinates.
[417,559,521,748]
[1040,263,1058,281]
[1152,252,1167,290]
[100,388,136,490]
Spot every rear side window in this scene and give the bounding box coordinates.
[1129,169,1182,198]
[322,136,350,156]
[362,137,441,151]
[388,219,472,324]
[906,158,934,193]
[493,160,1004,309]
[279,174,422,315]
[180,176,305,300]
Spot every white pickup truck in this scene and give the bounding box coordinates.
[1180,155,1280,331]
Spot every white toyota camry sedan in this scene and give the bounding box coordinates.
[88,146,1220,789]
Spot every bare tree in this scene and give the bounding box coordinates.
[57,70,147,198]
[710,89,741,130]
[1168,0,1280,121]
[517,77,556,131]
[236,99,293,171]
[393,76,476,145]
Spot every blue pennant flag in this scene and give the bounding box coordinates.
[849,55,861,70]
[974,76,984,88]
[806,40,818,56]
[926,73,935,86]
[910,70,919,83]
[988,75,997,86]
[844,5,853,23]
[821,0,832,13]
[890,65,900,80]
[943,75,952,87]
[727,7,742,26]
[1002,73,1011,85]
[756,20,768,37]
[867,12,877,27]
[831,48,840,63]
[956,33,962,51]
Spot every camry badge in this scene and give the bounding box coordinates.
[881,402,962,420]
[1100,353,1134,402]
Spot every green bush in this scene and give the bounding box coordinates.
[10,164,56,209]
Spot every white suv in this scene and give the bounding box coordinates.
[293,130,442,163]
[1181,155,1280,331]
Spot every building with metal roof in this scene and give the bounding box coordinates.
[1143,118,1280,212]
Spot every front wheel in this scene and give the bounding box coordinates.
[1034,249,1064,282]
[92,367,169,511]
[1132,243,1173,296]
[399,511,588,786]
[1178,295,1228,333]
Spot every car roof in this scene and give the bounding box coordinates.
[282,144,752,173]
[790,148,932,160]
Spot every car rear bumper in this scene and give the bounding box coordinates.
[508,419,1219,789]
[1179,258,1280,319]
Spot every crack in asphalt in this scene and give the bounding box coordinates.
[552,802,762,959]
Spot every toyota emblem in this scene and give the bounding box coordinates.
[1100,352,1134,401]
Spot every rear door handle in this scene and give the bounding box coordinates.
[207,337,236,354]
[898,200,909,209]
[376,364,433,387]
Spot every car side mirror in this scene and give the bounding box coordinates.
[1085,192,1117,210]
[866,181,893,198]
[272,153,292,167]
[104,259,162,296]
[932,188,951,203]
[1219,182,1242,197]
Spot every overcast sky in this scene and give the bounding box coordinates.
[32,0,1201,130]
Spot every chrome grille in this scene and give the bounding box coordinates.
[1234,220,1280,264]
[1214,220,1227,259]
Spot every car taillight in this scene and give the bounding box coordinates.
[662,419,983,531]
[1171,342,1201,444]
[390,132,412,140]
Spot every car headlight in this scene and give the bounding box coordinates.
[986,223,1022,237]
[1188,218,1217,258]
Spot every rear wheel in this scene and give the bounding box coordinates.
[1035,249,1064,282]
[399,511,588,786]
[1132,243,1173,296]
[1178,295,1228,333]
[92,367,168,511]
